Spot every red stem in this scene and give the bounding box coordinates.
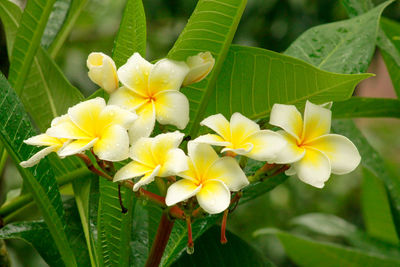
[186,216,194,249]
[220,209,229,244]
[145,213,175,267]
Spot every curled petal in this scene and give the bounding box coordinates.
[273,131,305,164]
[193,134,231,147]
[46,119,89,140]
[302,100,331,142]
[230,112,260,143]
[128,102,156,144]
[151,131,185,167]
[159,148,188,177]
[165,179,202,206]
[108,86,148,111]
[154,91,189,129]
[20,146,58,168]
[133,165,161,191]
[244,130,287,161]
[221,143,253,155]
[197,180,230,214]
[200,114,230,140]
[269,104,303,140]
[87,52,119,93]
[183,51,215,86]
[24,134,63,147]
[206,157,248,191]
[58,138,98,157]
[93,125,130,161]
[113,161,153,182]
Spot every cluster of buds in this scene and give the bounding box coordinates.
[21,50,361,250]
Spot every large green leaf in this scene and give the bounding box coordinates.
[112,0,146,67]
[173,226,274,267]
[41,0,71,49]
[167,0,247,137]
[285,1,391,74]
[331,97,400,119]
[341,0,374,17]
[7,0,56,92]
[256,229,400,267]
[362,168,399,244]
[0,73,77,267]
[205,45,370,120]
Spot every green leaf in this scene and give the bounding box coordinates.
[0,0,21,58]
[8,0,57,92]
[41,0,71,49]
[285,1,391,74]
[172,226,274,267]
[112,0,146,67]
[205,45,370,120]
[167,0,247,137]
[97,179,135,267]
[0,73,77,267]
[331,97,400,119]
[256,229,400,267]
[332,120,400,240]
[341,0,374,18]
[362,168,399,244]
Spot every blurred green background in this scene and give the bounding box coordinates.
[1,0,400,266]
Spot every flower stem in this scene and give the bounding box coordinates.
[145,213,175,267]
[220,209,229,244]
[186,215,194,250]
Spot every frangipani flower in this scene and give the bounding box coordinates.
[269,100,361,188]
[114,131,188,191]
[183,52,215,86]
[109,53,190,143]
[194,113,286,161]
[87,52,119,94]
[20,134,69,167]
[166,143,249,214]
[46,97,137,161]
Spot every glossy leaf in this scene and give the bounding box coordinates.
[41,0,71,49]
[331,97,400,119]
[341,0,373,17]
[285,1,391,74]
[205,45,370,120]
[0,73,77,267]
[167,0,247,137]
[256,229,400,267]
[8,0,57,93]
[173,226,274,267]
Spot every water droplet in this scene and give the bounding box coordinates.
[186,246,194,255]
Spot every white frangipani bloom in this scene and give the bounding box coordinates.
[87,52,119,94]
[114,131,188,191]
[166,143,249,214]
[183,52,215,86]
[109,53,190,143]
[194,113,286,161]
[269,100,361,188]
[20,134,69,167]
[46,97,137,161]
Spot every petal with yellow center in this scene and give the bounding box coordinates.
[159,149,188,177]
[113,161,153,182]
[197,179,230,214]
[273,131,305,164]
[187,142,219,178]
[154,91,189,129]
[87,52,118,93]
[293,148,331,188]
[148,59,189,95]
[129,137,156,168]
[58,138,98,157]
[307,134,361,175]
[200,114,230,141]
[68,97,106,136]
[50,114,70,127]
[205,157,248,191]
[177,159,200,184]
[117,53,152,97]
[269,104,303,140]
[128,101,156,144]
[244,130,287,161]
[151,131,185,167]
[108,86,148,111]
[20,145,59,168]
[24,134,63,147]
[230,112,260,144]
[93,125,130,161]
[193,134,231,147]
[46,118,90,140]
[133,165,161,191]
[165,179,202,206]
[98,105,138,130]
[302,100,331,142]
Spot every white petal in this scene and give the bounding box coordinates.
[24,134,63,147]
[193,134,231,147]
[50,114,70,127]
[133,165,161,191]
[206,157,249,191]
[113,161,153,182]
[20,146,58,168]
[129,137,156,167]
[273,131,305,164]
[200,114,230,140]
[148,58,189,95]
[99,105,138,130]
[154,91,189,129]
[68,97,106,135]
[108,86,148,111]
[151,131,185,169]
[87,52,119,93]
[221,144,253,155]
[197,180,230,214]
[187,142,219,175]
[307,134,361,175]
[93,125,130,161]
[244,130,287,161]
[128,102,156,144]
[285,165,296,176]
[230,112,260,143]
[117,52,152,96]
[58,138,98,157]
[165,179,202,206]
[46,119,90,139]
[302,100,331,142]
[269,104,303,140]
[159,148,188,177]
[177,158,200,184]
[293,148,331,188]
[183,51,215,86]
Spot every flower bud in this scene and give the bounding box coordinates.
[183,52,215,86]
[87,52,119,93]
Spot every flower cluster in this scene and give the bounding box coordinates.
[21,51,361,218]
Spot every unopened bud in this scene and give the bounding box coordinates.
[183,52,215,86]
[87,52,119,94]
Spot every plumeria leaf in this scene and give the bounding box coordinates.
[0,73,78,267]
